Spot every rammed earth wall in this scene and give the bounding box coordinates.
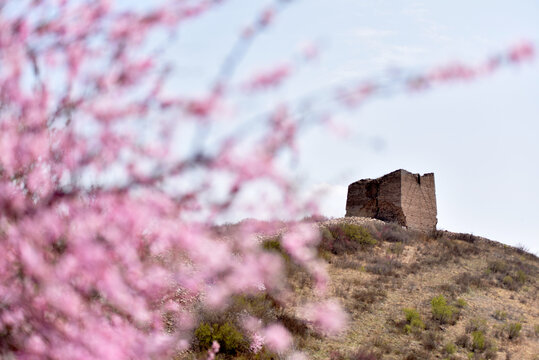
[345,169,437,232]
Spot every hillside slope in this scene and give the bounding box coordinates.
[289,217,538,360]
[186,217,538,360]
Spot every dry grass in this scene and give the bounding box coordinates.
[189,217,538,360]
[289,218,539,360]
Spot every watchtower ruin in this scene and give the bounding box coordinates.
[345,169,437,232]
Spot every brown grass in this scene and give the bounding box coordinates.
[288,218,539,360]
[190,217,539,360]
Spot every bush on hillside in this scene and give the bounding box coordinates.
[403,308,425,334]
[365,257,403,277]
[320,223,377,255]
[431,295,456,324]
[506,322,522,340]
[471,330,485,351]
[375,223,411,243]
[194,322,246,355]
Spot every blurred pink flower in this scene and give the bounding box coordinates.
[304,300,348,336]
[243,64,292,91]
[206,341,220,360]
[262,323,292,353]
[249,332,264,354]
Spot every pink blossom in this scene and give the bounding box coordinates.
[259,8,275,27]
[0,1,532,358]
[281,224,320,264]
[249,332,265,354]
[243,64,292,91]
[304,300,348,336]
[300,42,319,60]
[27,165,53,197]
[508,41,534,62]
[262,323,292,352]
[206,341,220,360]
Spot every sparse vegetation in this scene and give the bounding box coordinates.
[444,342,457,355]
[422,330,441,351]
[403,308,425,334]
[365,256,403,277]
[493,310,508,321]
[471,330,486,351]
[320,223,377,255]
[455,271,486,292]
[466,317,488,334]
[194,218,539,359]
[506,322,522,340]
[349,286,387,313]
[374,223,411,243]
[194,322,245,355]
[456,298,468,308]
[456,333,470,348]
[388,242,404,256]
[486,257,536,291]
[431,295,456,324]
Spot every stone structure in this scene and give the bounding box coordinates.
[345,169,437,232]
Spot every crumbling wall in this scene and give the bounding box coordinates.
[345,169,437,232]
[400,172,437,232]
[345,170,405,225]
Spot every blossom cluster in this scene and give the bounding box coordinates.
[0,1,535,359]
[0,1,343,358]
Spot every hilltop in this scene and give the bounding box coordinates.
[186,217,539,360]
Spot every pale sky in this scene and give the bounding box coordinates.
[167,1,539,254]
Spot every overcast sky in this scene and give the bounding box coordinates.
[171,1,539,254]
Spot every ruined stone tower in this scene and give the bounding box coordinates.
[345,169,437,232]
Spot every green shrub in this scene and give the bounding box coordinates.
[194,322,213,349]
[262,236,282,252]
[444,342,457,355]
[388,242,404,256]
[471,330,485,351]
[488,261,507,273]
[404,308,420,323]
[403,308,425,332]
[229,294,277,323]
[320,227,334,244]
[485,257,536,291]
[431,295,455,324]
[321,224,377,255]
[342,224,377,246]
[404,324,412,335]
[507,322,522,340]
[483,344,498,360]
[319,249,332,261]
[456,298,467,308]
[194,322,245,355]
[493,310,507,321]
[262,235,291,264]
[515,270,527,284]
[502,275,513,287]
[466,317,488,334]
[535,324,539,337]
